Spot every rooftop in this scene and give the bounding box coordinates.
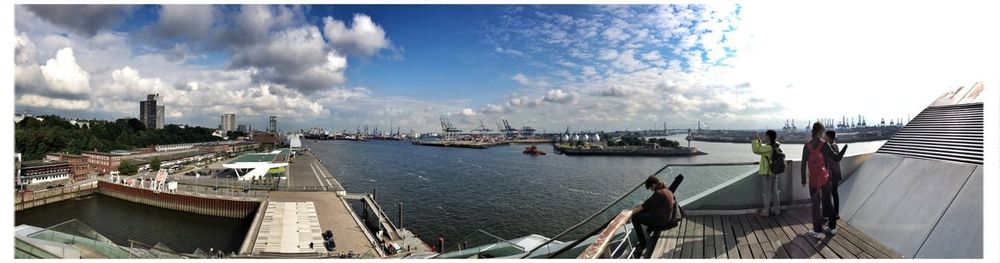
[228,153,277,164]
[20,160,69,168]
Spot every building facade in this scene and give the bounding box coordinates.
[268,115,278,132]
[156,105,164,129]
[221,113,236,132]
[139,94,160,129]
[44,153,91,181]
[19,160,71,186]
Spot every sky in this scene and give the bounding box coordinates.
[13,3,1000,132]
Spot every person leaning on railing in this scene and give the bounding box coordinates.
[629,174,682,257]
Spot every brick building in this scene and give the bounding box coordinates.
[44,153,91,181]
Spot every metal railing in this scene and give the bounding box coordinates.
[431,229,526,258]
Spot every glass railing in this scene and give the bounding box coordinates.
[15,237,62,259]
[432,229,526,259]
[521,162,759,259]
[27,219,133,258]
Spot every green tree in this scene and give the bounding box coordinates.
[118,160,139,175]
[150,156,162,171]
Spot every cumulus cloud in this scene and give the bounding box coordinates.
[323,14,391,56]
[151,5,216,41]
[229,26,347,94]
[542,89,576,104]
[24,5,134,37]
[39,48,91,95]
[17,94,90,110]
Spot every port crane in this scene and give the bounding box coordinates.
[440,118,462,139]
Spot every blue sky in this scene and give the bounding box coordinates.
[14,4,997,132]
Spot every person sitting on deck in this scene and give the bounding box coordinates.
[630,174,682,257]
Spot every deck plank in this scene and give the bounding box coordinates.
[759,214,805,258]
[680,214,694,259]
[721,215,739,259]
[782,208,844,259]
[650,208,901,260]
[652,217,682,259]
[692,216,706,258]
[744,213,776,258]
[770,213,823,259]
[729,215,753,259]
[712,215,727,259]
[753,215,791,258]
[736,214,767,259]
[786,208,858,259]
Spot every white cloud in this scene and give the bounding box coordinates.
[17,94,90,110]
[39,48,90,95]
[323,14,391,56]
[542,89,576,104]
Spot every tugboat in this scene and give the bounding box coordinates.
[523,145,546,155]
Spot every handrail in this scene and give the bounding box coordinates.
[522,161,759,258]
[577,210,634,259]
[431,229,526,259]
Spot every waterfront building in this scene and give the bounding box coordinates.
[220,113,236,132]
[156,105,164,129]
[268,115,278,132]
[44,153,91,181]
[222,148,290,180]
[18,160,71,186]
[252,132,280,149]
[139,94,160,130]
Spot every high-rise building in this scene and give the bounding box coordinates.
[156,105,164,129]
[237,124,247,132]
[139,94,159,129]
[220,113,236,132]
[268,116,278,132]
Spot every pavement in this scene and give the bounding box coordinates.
[266,192,375,256]
[285,152,344,193]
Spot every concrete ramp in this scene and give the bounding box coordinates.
[841,157,979,258]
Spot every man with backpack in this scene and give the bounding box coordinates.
[800,123,845,238]
[752,130,784,217]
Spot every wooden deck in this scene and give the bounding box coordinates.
[650,207,904,259]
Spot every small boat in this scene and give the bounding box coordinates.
[523,145,546,155]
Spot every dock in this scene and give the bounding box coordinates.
[239,149,431,258]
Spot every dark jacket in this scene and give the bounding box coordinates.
[641,187,676,224]
[800,138,845,185]
[824,143,849,182]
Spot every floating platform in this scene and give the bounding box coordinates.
[411,140,510,149]
[555,145,706,157]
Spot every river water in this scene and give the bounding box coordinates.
[308,134,886,245]
[14,134,884,253]
[14,194,251,253]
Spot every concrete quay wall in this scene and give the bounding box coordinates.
[97,181,260,219]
